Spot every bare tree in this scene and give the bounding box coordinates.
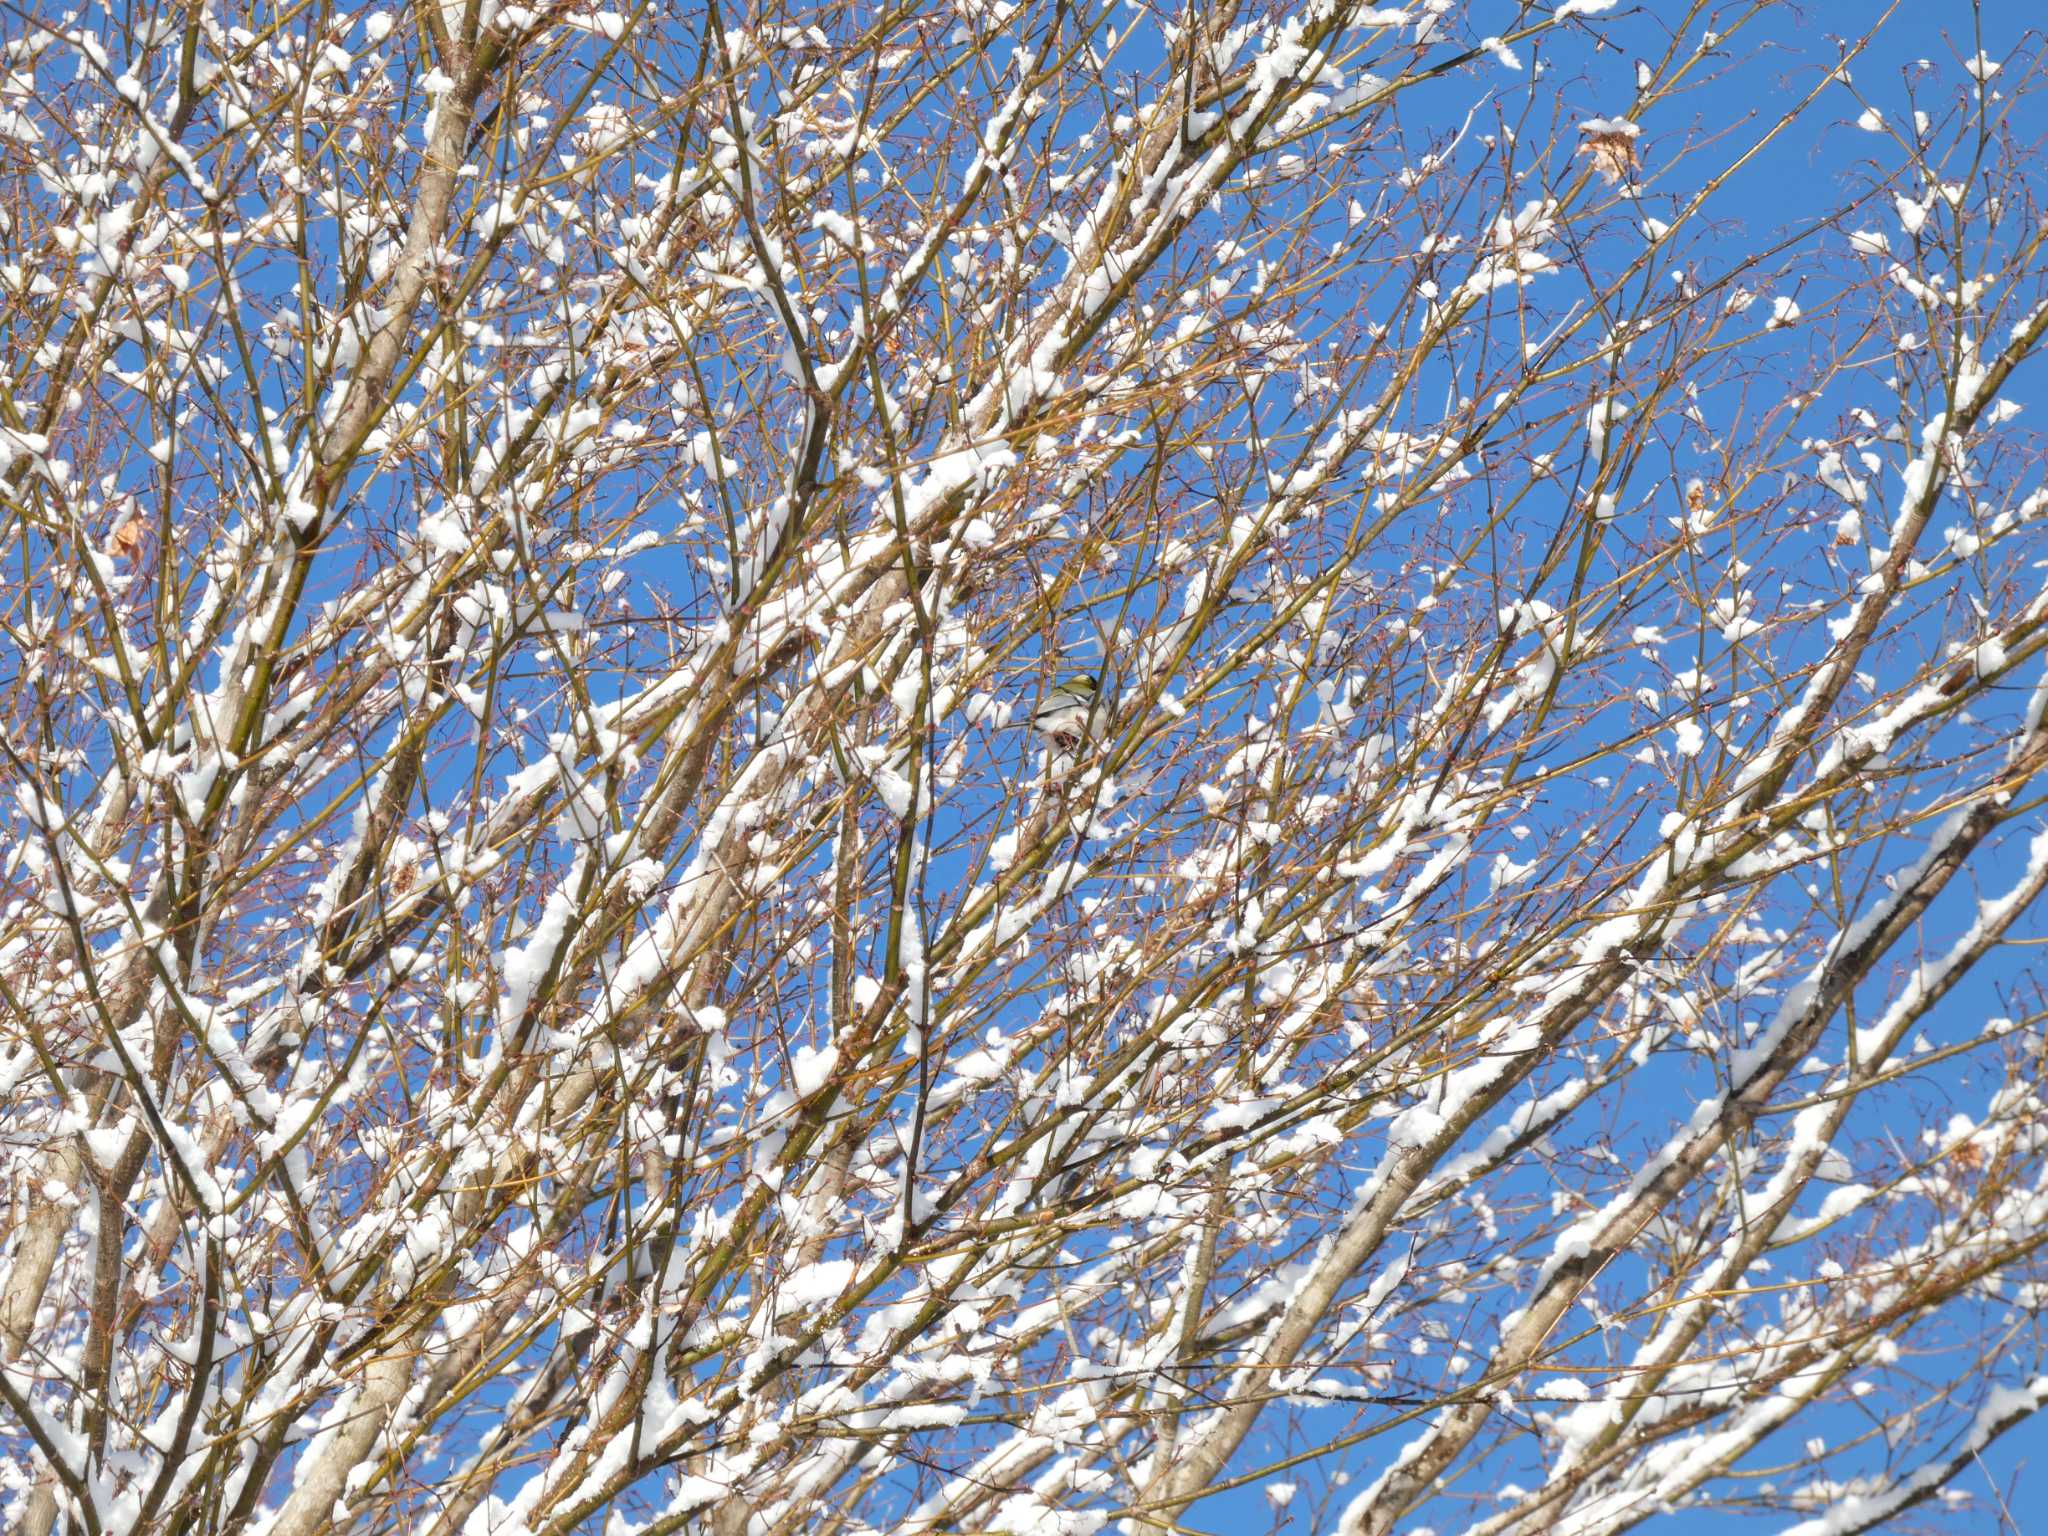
[1,0,2046,1532]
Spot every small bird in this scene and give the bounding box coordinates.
[1032,672,1101,746]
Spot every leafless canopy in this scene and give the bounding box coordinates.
[2,1,2047,1533]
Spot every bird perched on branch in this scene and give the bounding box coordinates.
[1032,672,1101,747]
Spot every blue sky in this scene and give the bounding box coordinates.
[1180,2,2048,1530]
